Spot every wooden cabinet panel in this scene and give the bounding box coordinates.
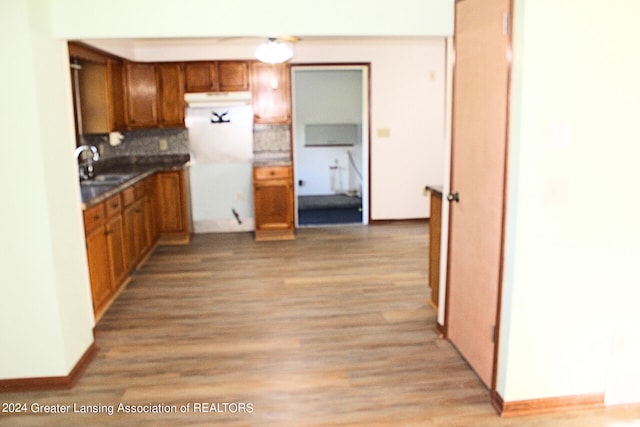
[78,61,109,134]
[184,62,218,92]
[157,63,185,128]
[185,61,249,93]
[123,199,145,268]
[251,62,291,124]
[156,171,185,233]
[107,59,126,131]
[253,166,294,241]
[105,213,127,289]
[428,191,442,309]
[125,63,158,128]
[83,203,105,233]
[219,61,249,91]
[144,175,159,243]
[85,224,112,314]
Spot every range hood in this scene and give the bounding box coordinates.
[184,91,252,108]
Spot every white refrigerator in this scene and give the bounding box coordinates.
[185,92,254,233]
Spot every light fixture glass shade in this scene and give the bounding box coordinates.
[255,38,293,64]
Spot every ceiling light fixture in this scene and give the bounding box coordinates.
[255,38,293,64]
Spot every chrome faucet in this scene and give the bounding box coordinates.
[74,145,100,180]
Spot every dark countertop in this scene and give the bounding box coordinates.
[424,185,443,196]
[80,155,189,209]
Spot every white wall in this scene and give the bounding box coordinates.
[497,0,640,404]
[294,40,447,219]
[50,0,454,39]
[0,0,95,379]
[114,38,447,220]
[293,69,363,196]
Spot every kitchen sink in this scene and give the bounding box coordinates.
[91,173,137,183]
[80,180,115,187]
[80,173,137,186]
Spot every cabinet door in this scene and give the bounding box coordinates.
[157,63,185,128]
[184,62,218,92]
[254,180,294,231]
[105,213,127,288]
[107,59,126,131]
[122,203,137,271]
[125,63,158,128]
[85,225,112,313]
[79,61,109,134]
[219,61,249,91]
[251,62,291,124]
[156,171,186,233]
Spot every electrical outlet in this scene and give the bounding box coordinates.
[159,138,168,151]
[236,192,243,201]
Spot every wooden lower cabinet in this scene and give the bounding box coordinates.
[253,165,295,241]
[83,169,190,320]
[104,194,127,289]
[156,170,190,244]
[84,212,112,316]
[428,190,442,309]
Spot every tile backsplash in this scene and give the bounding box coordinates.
[83,128,189,160]
[82,124,291,162]
[253,124,291,153]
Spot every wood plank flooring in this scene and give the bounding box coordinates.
[2,223,639,426]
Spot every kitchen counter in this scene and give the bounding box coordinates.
[79,154,189,209]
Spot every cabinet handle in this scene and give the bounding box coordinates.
[94,215,100,220]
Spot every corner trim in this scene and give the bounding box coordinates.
[0,342,98,393]
[493,391,604,417]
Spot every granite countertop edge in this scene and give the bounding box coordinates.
[80,155,190,209]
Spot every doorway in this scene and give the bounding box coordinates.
[291,65,370,227]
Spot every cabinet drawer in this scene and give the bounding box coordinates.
[254,166,291,181]
[122,186,136,206]
[104,194,122,218]
[83,203,105,233]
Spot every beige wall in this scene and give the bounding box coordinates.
[0,0,94,379]
[50,0,454,39]
[498,0,640,404]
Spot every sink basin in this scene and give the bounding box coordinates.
[80,173,137,186]
[91,173,137,183]
[80,180,115,187]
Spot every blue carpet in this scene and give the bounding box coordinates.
[298,207,363,226]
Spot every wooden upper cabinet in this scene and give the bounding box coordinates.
[107,59,126,131]
[77,61,109,134]
[184,61,249,93]
[219,61,249,91]
[68,42,126,136]
[250,62,291,124]
[124,62,158,129]
[184,62,219,92]
[156,63,185,128]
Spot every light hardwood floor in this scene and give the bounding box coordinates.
[1,223,639,426]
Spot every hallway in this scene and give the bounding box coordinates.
[1,223,638,426]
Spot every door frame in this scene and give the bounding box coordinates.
[443,0,514,402]
[290,63,371,227]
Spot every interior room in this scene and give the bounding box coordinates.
[1,0,639,425]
